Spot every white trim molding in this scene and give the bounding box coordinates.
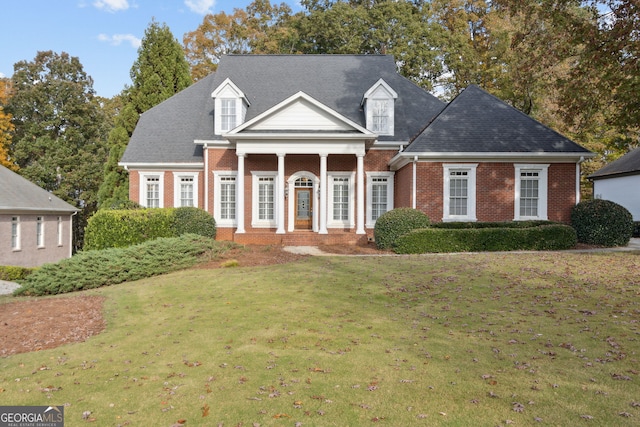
[173,171,199,208]
[138,172,164,208]
[366,171,394,228]
[443,164,478,222]
[514,164,549,221]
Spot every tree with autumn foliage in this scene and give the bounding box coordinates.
[0,78,16,170]
[184,0,297,81]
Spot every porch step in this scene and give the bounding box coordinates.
[232,231,369,246]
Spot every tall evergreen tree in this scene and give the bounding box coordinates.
[98,20,192,209]
[7,51,109,249]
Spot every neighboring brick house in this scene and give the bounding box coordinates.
[589,147,640,220]
[120,55,593,245]
[0,165,77,267]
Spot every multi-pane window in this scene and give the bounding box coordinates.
[371,177,388,221]
[36,216,44,247]
[220,99,236,131]
[514,165,548,220]
[11,216,20,250]
[179,177,194,207]
[332,177,350,221]
[443,164,477,221]
[519,172,539,217]
[146,177,160,208]
[220,176,236,220]
[371,100,389,134]
[449,171,469,216]
[258,177,275,221]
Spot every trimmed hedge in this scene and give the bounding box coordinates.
[634,222,640,238]
[374,208,430,249]
[394,224,577,254]
[430,220,555,229]
[84,207,216,250]
[571,199,633,247]
[14,234,218,296]
[0,265,35,282]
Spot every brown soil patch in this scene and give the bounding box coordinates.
[0,244,384,356]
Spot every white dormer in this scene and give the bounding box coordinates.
[362,78,398,136]
[211,78,249,135]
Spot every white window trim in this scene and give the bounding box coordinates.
[212,79,248,135]
[139,172,164,208]
[363,79,397,136]
[11,216,20,251]
[36,216,45,248]
[366,172,394,227]
[173,172,199,208]
[214,171,238,227]
[327,172,355,228]
[251,171,278,228]
[57,216,63,246]
[514,164,549,221]
[443,164,478,222]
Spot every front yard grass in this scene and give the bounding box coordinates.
[1,251,639,426]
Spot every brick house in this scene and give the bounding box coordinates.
[120,55,593,245]
[0,165,77,267]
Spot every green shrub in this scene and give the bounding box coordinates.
[374,208,430,249]
[14,234,218,296]
[571,199,633,247]
[173,207,216,239]
[0,265,35,282]
[394,224,577,254]
[430,220,555,229]
[84,207,217,250]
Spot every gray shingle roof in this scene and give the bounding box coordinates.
[0,165,78,213]
[122,55,445,164]
[589,147,640,179]
[404,85,591,154]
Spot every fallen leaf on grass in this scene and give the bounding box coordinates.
[273,413,290,419]
[202,404,209,417]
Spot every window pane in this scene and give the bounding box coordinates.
[146,177,160,208]
[371,178,388,221]
[36,216,44,247]
[180,177,194,207]
[220,177,236,220]
[449,173,468,216]
[258,177,274,220]
[11,217,19,249]
[372,100,388,133]
[221,99,236,131]
[520,176,539,217]
[333,178,349,221]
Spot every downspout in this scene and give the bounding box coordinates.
[412,156,418,209]
[576,156,585,204]
[204,143,209,213]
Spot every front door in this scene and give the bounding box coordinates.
[295,188,313,229]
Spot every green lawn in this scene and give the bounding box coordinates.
[1,251,640,426]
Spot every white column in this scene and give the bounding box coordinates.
[356,153,365,234]
[236,153,245,234]
[276,153,286,234]
[319,154,328,234]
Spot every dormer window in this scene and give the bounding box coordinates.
[363,78,397,136]
[220,98,237,131]
[212,78,249,135]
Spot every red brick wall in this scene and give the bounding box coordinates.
[128,170,204,208]
[548,163,576,222]
[477,163,514,221]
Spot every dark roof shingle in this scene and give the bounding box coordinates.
[0,165,78,213]
[589,147,640,179]
[404,85,591,154]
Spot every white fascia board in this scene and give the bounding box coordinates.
[226,132,375,141]
[194,139,232,146]
[118,162,204,170]
[388,151,596,170]
[228,91,374,136]
[236,141,366,156]
[211,78,250,105]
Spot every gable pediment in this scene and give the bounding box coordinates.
[228,91,372,136]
